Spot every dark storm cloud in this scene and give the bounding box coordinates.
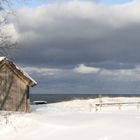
[10,0,140,69]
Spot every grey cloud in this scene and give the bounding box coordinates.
[9,0,140,68]
[24,64,140,81]
[27,64,140,94]
[8,0,140,94]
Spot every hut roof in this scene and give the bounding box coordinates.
[0,57,37,87]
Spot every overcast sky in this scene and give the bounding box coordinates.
[6,0,140,94]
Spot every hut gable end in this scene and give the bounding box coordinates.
[0,57,36,112]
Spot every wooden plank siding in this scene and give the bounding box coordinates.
[0,58,36,112]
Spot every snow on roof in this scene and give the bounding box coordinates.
[0,56,6,61]
[16,65,37,86]
[0,56,37,86]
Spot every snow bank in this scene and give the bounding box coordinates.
[0,98,140,140]
[55,97,140,111]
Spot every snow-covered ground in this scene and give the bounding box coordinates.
[1,97,140,140]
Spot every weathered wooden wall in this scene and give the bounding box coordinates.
[0,64,30,112]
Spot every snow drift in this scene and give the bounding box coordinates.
[0,97,140,140]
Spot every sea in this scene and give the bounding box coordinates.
[30,94,140,104]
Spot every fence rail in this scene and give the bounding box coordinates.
[90,101,140,111]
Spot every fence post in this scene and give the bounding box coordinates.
[137,103,139,109]
[99,94,102,110]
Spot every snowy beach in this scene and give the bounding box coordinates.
[1,97,140,140]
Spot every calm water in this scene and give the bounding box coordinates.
[30,94,140,104]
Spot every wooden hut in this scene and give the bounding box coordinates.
[0,57,37,112]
